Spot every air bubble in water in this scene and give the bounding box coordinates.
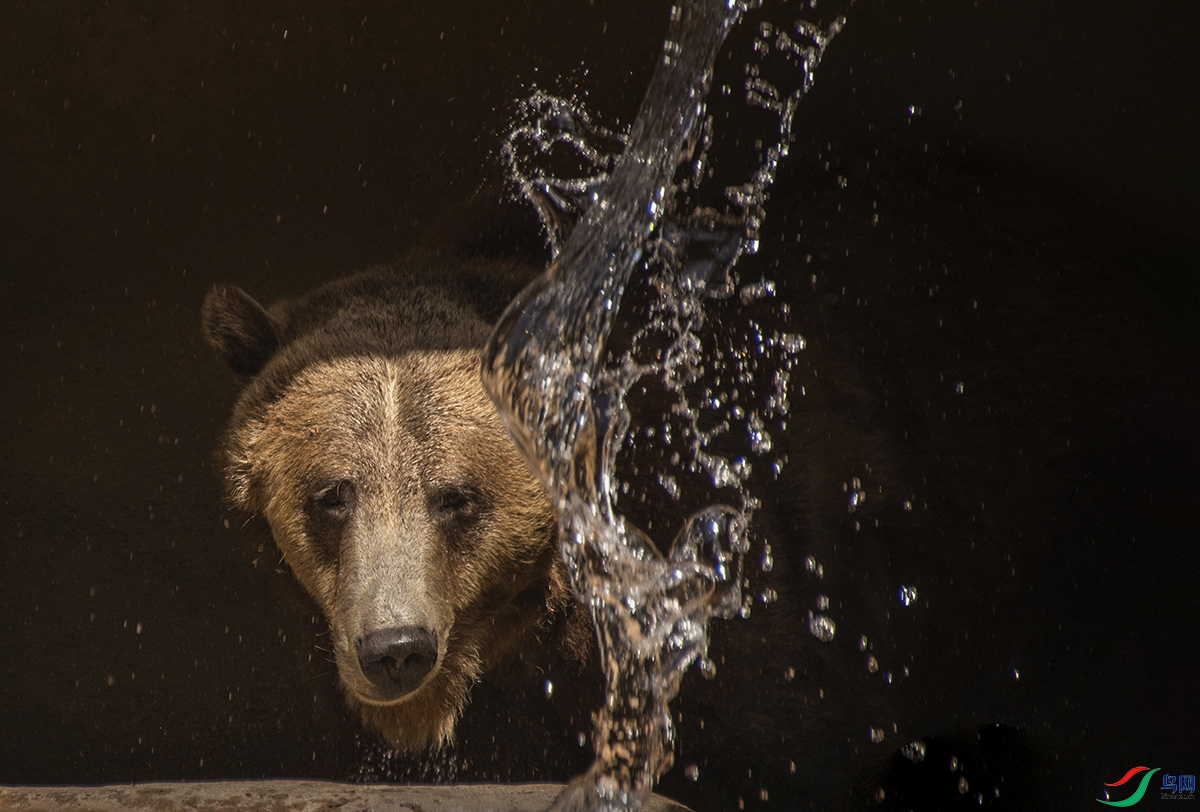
[808,614,836,642]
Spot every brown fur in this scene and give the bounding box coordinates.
[203,264,588,752]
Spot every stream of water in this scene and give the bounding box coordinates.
[482,1,845,808]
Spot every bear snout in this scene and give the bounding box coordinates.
[355,625,439,701]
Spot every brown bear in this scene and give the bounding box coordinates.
[199,227,1051,810]
[201,261,592,755]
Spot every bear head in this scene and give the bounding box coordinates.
[202,269,583,753]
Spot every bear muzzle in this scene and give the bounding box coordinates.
[355,625,439,701]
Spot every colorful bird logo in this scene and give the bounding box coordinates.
[1097,766,1161,807]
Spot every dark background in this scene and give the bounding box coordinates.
[1,0,1197,808]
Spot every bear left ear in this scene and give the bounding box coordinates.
[201,284,281,377]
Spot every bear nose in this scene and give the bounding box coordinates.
[356,626,438,699]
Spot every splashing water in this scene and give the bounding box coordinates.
[482,1,845,809]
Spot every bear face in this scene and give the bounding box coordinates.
[202,268,580,754]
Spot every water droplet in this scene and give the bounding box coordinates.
[784,666,795,682]
[544,679,554,699]
[902,499,913,511]
[859,634,869,652]
[869,727,885,743]
[778,332,806,353]
[847,487,865,513]
[685,764,699,781]
[808,614,836,642]
[898,584,918,606]
[866,655,879,674]
[901,740,926,762]
[816,594,829,610]
[958,776,970,794]
[955,381,964,394]
[746,413,773,454]
[950,756,960,772]
[1013,668,1020,680]
[738,280,776,304]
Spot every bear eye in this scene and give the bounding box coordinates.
[312,480,356,516]
[432,485,476,518]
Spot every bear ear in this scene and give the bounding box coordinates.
[201,284,281,377]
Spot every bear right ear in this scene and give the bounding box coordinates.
[201,284,281,377]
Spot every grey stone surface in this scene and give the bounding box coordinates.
[0,781,692,812]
